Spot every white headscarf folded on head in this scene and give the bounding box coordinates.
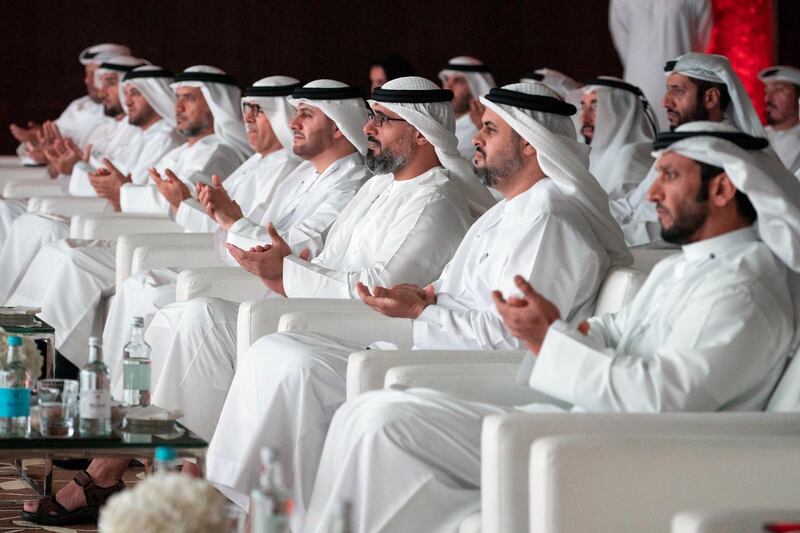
[170,65,252,159]
[241,76,301,153]
[122,66,177,127]
[577,77,657,188]
[667,53,766,137]
[94,56,150,90]
[481,82,632,267]
[287,79,369,155]
[758,65,800,87]
[438,56,496,98]
[368,76,497,213]
[79,43,131,65]
[521,68,582,99]
[654,120,800,350]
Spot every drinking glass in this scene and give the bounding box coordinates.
[37,379,78,437]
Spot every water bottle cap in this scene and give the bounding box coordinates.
[6,336,22,347]
[89,336,101,347]
[155,446,176,461]
[131,316,144,327]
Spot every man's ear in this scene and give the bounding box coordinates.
[703,86,721,111]
[708,171,737,207]
[412,128,430,146]
[521,138,536,157]
[331,123,344,140]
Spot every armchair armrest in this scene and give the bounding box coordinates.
[480,412,800,533]
[116,233,215,288]
[130,245,227,283]
[70,213,182,240]
[237,299,387,358]
[175,266,264,304]
[3,179,63,198]
[0,166,47,185]
[278,307,413,353]
[530,434,800,533]
[383,358,569,407]
[29,196,112,217]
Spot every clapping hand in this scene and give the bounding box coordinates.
[197,175,243,229]
[356,282,436,319]
[149,168,191,209]
[492,275,563,354]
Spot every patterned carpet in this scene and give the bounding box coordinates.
[0,460,143,532]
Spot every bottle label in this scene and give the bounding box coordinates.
[123,362,150,391]
[0,388,30,417]
[80,390,111,419]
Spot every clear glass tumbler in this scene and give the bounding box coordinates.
[37,379,79,437]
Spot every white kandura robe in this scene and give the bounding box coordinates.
[609,0,712,131]
[304,227,796,533]
[767,124,800,175]
[0,120,183,304]
[7,134,245,368]
[102,149,299,394]
[206,177,611,522]
[454,115,478,159]
[145,165,472,443]
[0,116,118,249]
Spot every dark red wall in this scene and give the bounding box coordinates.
[1,0,797,153]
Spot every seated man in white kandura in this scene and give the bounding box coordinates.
[305,122,800,533]
[101,75,303,391]
[206,81,630,527]
[5,65,248,372]
[144,76,484,442]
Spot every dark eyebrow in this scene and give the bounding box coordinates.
[483,120,497,128]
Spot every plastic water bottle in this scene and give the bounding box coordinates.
[154,446,179,473]
[123,317,151,407]
[79,336,112,436]
[0,336,30,437]
[250,448,292,533]
[326,500,353,533]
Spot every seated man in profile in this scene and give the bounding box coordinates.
[304,122,799,533]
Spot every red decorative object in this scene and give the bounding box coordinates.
[706,0,773,123]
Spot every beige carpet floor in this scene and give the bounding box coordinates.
[0,460,143,532]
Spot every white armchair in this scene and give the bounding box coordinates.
[0,165,47,186]
[672,508,800,533]
[114,232,219,289]
[527,433,800,533]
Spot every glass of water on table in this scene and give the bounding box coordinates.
[37,379,78,437]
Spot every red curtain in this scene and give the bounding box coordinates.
[706,0,773,123]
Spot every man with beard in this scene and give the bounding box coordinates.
[608,52,765,246]
[758,66,800,174]
[208,81,629,529]
[8,43,131,161]
[303,122,799,533]
[0,65,183,305]
[575,78,656,196]
[439,56,496,158]
[5,65,246,375]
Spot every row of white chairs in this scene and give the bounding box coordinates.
[3,177,800,531]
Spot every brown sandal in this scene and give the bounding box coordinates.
[21,470,125,526]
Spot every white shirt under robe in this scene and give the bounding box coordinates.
[767,124,800,175]
[454,115,478,159]
[0,119,183,305]
[6,135,245,368]
[102,149,300,392]
[303,227,796,533]
[145,165,471,451]
[205,177,612,523]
